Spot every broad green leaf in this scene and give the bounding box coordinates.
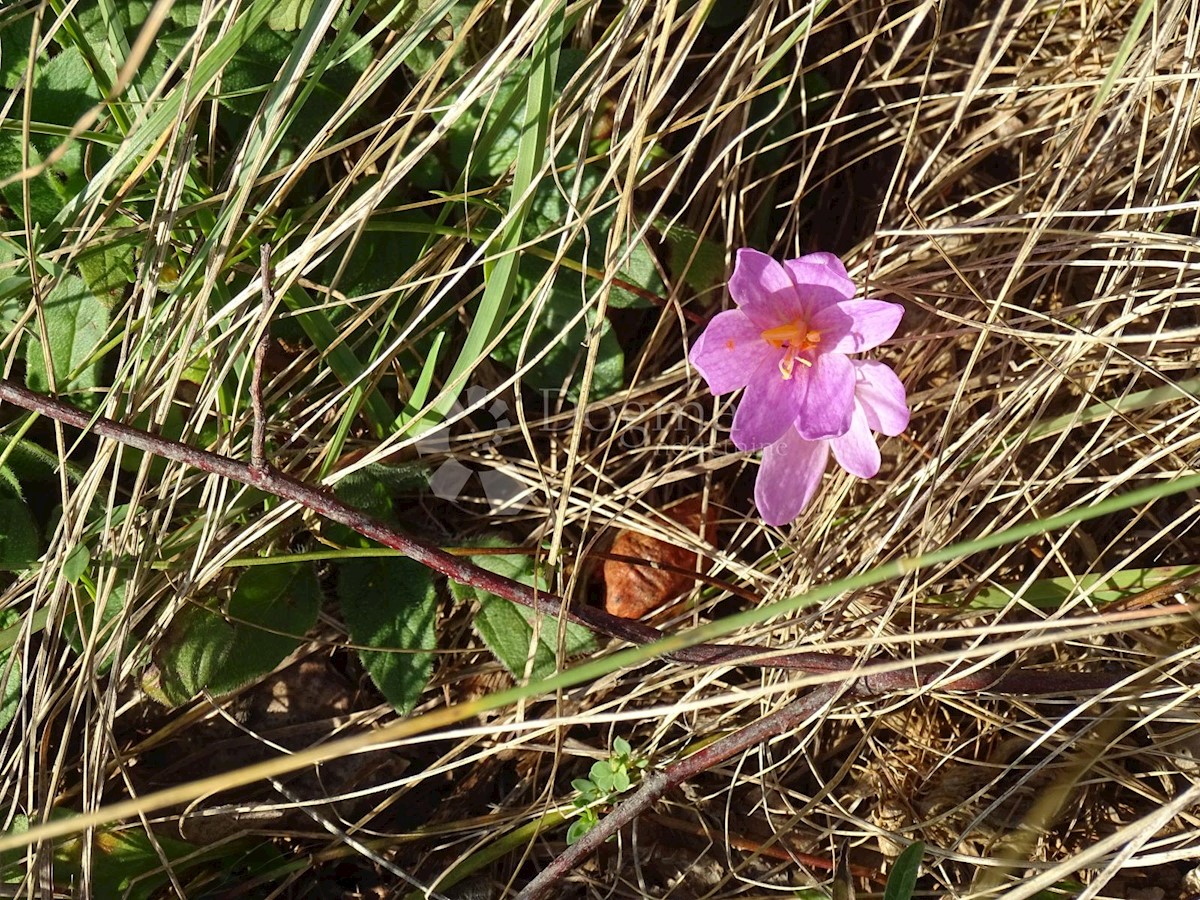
[267,0,321,31]
[0,814,29,878]
[527,164,664,309]
[76,226,137,302]
[321,212,431,300]
[0,45,103,225]
[24,273,109,403]
[154,564,320,706]
[338,556,437,714]
[493,279,624,402]
[398,1,475,75]
[189,25,370,161]
[450,537,596,681]
[431,10,566,426]
[0,466,19,500]
[0,14,33,88]
[330,464,427,519]
[660,221,725,294]
[883,840,924,900]
[0,496,39,572]
[0,135,76,225]
[32,46,102,128]
[0,610,21,731]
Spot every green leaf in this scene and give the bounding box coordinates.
[64,582,126,675]
[0,44,102,225]
[63,544,90,584]
[196,25,370,158]
[492,279,624,402]
[0,610,21,731]
[565,817,591,845]
[76,227,137,302]
[450,537,596,682]
[0,134,76,226]
[931,565,1200,610]
[338,556,437,714]
[660,221,726,295]
[430,10,567,425]
[0,496,39,572]
[444,51,582,181]
[266,0,321,31]
[527,164,664,309]
[611,768,631,792]
[32,46,102,128]
[154,564,320,705]
[24,273,109,404]
[883,840,925,900]
[0,13,33,88]
[0,813,29,878]
[54,825,279,900]
[590,761,615,792]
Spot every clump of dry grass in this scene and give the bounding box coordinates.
[1,0,1199,897]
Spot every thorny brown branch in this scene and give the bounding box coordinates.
[0,375,1131,695]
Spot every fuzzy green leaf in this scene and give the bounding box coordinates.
[0,14,33,88]
[0,496,39,572]
[493,280,624,403]
[154,564,320,706]
[0,610,21,731]
[24,273,109,403]
[450,537,596,681]
[338,556,437,714]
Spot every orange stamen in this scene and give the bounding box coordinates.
[763,319,821,380]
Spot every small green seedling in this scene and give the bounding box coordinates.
[566,737,650,844]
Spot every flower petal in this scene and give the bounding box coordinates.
[854,359,910,436]
[783,255,857,315]
[731,360,802,450]
[788,251,849,280]
[689,310,768,395]
[795,351,855,440]
[729,248,805,327]
[755,427,830,525]
[830,405,881,478]
[823,300,904,353]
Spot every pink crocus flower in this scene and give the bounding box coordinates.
[755,359,910,526]
[689,249,904,450]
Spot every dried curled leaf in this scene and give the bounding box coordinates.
[603,495,716,620]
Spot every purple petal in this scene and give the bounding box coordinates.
[830,405,881,478]
[755,427,830,525]
[787,251,849,280]
[782,255,857,315]
[795,351,855,440]
[854,359,910,436]
[731,360,803,450]
[729,248,805,327]
[822,300,904,353]
[689,310,769,395]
